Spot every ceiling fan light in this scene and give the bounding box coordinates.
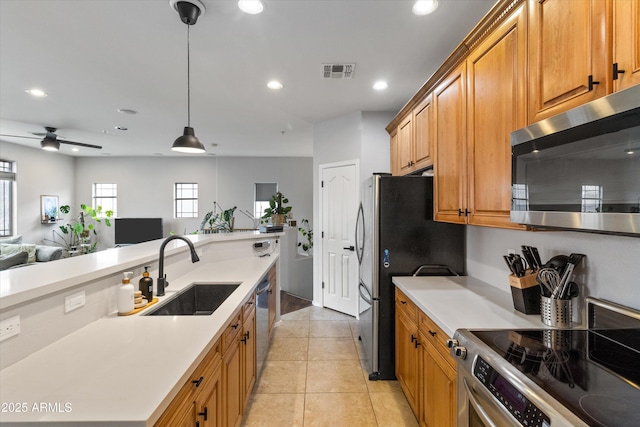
[172,126,206,153]
[41,137,60,151]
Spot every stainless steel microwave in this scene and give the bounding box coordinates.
[511,84,640,236]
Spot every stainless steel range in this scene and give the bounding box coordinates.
[450,298,640,427]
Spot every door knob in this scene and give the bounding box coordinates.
[343,245,355,251]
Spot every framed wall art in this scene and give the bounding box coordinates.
[41,195,59,223]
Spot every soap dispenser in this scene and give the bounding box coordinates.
[117,271,134,314]
[139,266,153,301]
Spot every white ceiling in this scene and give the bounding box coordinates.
[0,0,496,157]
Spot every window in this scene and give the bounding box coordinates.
[511,184,529,211]
[254,183,277,218]
[581,185,603,213]
[0,160,16,237]
[92,183,117,217]
[175,183,198,218]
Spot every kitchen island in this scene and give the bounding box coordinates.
[0,233,279,426]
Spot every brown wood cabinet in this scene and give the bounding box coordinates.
[390,95,434,175]
[465,2,528,229]
[528,0,611,122]
[242,303,257,405]
[419,335,456,427]
[433,62,467,224]
[395,289,420,417]
[155,341,222,427]
[394,288,457,426]
[614,0,640,91]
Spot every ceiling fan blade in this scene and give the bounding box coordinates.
[59,140,103,150]
[0,133,40,140]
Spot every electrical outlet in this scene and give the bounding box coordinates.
[0,315,20,341]
[65,291,86,313]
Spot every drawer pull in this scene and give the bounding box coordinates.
[198,407,208,421]
[400,300,407,305]
[192,376,204,387]
[428,330,437,337]
[231,323,240,329]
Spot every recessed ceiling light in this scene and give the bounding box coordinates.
[238,0,264,14]
[373,80,389,91]
[532,149,540,153]
[25,88,47,97]
[71,147,79,152]
[114,126,128,131]
[117,108,138,115]
[267,80,283,90]
[625,148,638,154]
[412,0,439,16]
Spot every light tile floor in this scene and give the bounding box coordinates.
[241,306,419,427]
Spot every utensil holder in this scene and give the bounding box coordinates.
[509,272,540,314]
[540,296,572,328]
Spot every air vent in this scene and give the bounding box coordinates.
[322,63,355,79]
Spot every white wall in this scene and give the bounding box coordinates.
[0,141,76,245]
[311,111,394,306]
[73,155,313,248]
[466,225,640,311]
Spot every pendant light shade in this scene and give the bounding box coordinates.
[171,0,206,154]
[172,126,205,153]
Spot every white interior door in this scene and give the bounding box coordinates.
[321,162,358,316]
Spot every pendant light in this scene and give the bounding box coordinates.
[171,0,206,153]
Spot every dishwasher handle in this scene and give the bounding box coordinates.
[413,264,459,277]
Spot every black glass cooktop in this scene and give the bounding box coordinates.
[471,328,640,427]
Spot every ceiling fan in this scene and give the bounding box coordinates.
[0,126,102,151]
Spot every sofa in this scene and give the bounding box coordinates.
[0,235,64,271]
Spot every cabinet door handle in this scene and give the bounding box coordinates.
[428,330,437,337]
[458,208,464,216]
[198,407,208,421]
[588,75,600,91]
[411,334,416,343]
[613,63,626,80]
[415,340,421,349]
[192,376,204,387]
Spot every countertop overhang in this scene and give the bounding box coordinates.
[0,255,277,426]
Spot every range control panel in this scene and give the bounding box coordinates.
[474,357,550,427]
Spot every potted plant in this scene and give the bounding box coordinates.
[47,204,113,255]
[297,218,313,255]
[201,202,237,233]
[261,192,291,226]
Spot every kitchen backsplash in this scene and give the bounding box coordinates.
[466,225,640,311]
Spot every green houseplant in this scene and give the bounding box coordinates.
[201,202,237,233]
[261,192,291,226]
[297,218,313,254]
[48,204,113,255]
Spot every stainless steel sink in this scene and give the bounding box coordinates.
[144,283,240,316]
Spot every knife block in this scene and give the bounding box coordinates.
[509,272,541,314]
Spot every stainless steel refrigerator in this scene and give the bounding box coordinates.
[356,173,465,380]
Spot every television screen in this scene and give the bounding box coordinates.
[115,218,164,245]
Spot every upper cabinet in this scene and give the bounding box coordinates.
[613,0,640,91]
[465,2,528,229]
[528,0,611,122]
[391,94,434,176]
[433,62,467,224]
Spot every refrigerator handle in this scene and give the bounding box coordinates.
[359,281,373,305]
[355,203,364,264]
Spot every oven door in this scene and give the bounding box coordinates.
[458,370,521,427]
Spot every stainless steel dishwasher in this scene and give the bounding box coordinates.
[255,276,270,380]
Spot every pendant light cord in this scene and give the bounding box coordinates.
[187,24,191,128]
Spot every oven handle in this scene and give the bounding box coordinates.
[463,378,498,427]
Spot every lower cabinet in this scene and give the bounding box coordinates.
[156,292,258,427]
[154,341,222,427]
[394,288,457,426]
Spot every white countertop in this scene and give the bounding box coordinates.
[392,276,544,337]
[0,231,272,310]
[0,255,276,426]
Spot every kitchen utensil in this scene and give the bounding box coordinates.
[530,246,542,269]
[508,254,527,277]
[521,246,537,272]
[544,255,568,272]
[557,254,585,299]
[537,268,561,297]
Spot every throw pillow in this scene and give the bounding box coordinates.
[0,235,23,245]
[35,245,64,262]
[0,251,29,270]
[0,243,36,264]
